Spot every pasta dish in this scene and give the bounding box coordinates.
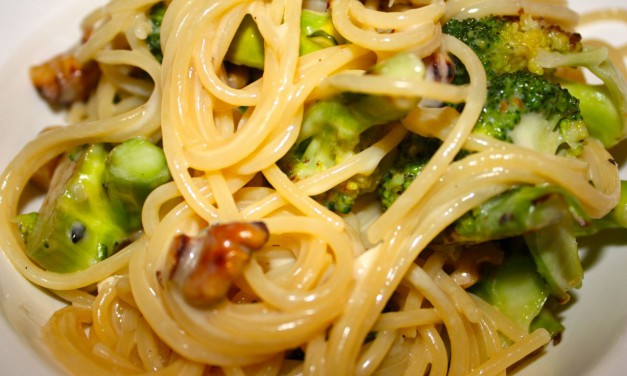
[1,0,626,374]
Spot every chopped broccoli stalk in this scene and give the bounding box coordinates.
[225,9,344,70]
[472,252,552,333]
[378,134,442,209]
[443,14,582,81]
[15,139,171,273]
[300,10,345,56]
[147,2,166,62]
[530,306,565,339]
[444,185,572,244]
[604,180,627,229]
[225,14,265,70]
[585,60,627,147]
[279,53,425,213]
[560,81,624,148]
[18,144,130,272]
[525,218,582,302]
[104,137,172,231]
[147,6,344,69]
[476,71,588,156]
[575,180,627,236]
[13,212,39,243]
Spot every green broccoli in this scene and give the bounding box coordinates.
[471,249,563,337]
[147,2,166,62]
[443,14,582,82]
[443,185,573,244]
[299,9,346,56]
[378,134,441,209]
[443,14,627,149]
[525,217,581,302]
[279,53,425,213]
[560,80,625,148]
[105,137,172,231]
[225,14,266,70]
[475,71,588,156]
[374,72,612,304]
[574,180,627,237]
[15,138,171,273]
[225,9,344,69]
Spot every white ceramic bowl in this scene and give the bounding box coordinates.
[0,1,625,375]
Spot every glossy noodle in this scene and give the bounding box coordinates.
[0,0,626,375]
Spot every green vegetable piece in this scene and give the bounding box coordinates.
[525,218,582,302]
[530,306,565,339]
[476,71,588,156]
[279,53,424,213]
[225,15,265,70]
[14,212,39,243]
[443,14,582,81]
[472,252,551,332]
[378,134,441,209]
[586,60,627,146]
[528,47,627,147]
[575,180,627,236]
[446,185,571,244]
[300,9,344,56]
[147,2,166,62]
[607,180,627,228]
[18,139,171,273]
[225,10,345,70]
[21,144,130,273]
[104,137,172,230]
[561,81,624,148]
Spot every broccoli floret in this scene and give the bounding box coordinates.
[279,53,425,213]
[15,138,171,273]
[147,2,166,62]
[378,134,441,209]
[443,14,626,148]
[378,72,589,210]
[443,14,582,81]
[476,71,588,156]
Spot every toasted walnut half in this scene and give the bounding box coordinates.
[167,221,269,307]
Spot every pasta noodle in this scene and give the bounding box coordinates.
[0,0,625,375]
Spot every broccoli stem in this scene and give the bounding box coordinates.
[20,144,129,272]
[299,9,345,56]
[104,137,172,231]
[442,185,572,244]
[530,306,565,339]
[561,81,624,148]
[16,139,171,273]
[471,252,552,333]
[225,14,265,70]
[525,218,582,303]
[575,180,627,236]
[225,9,345,70]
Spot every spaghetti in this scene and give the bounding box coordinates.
[0,0,625,375]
